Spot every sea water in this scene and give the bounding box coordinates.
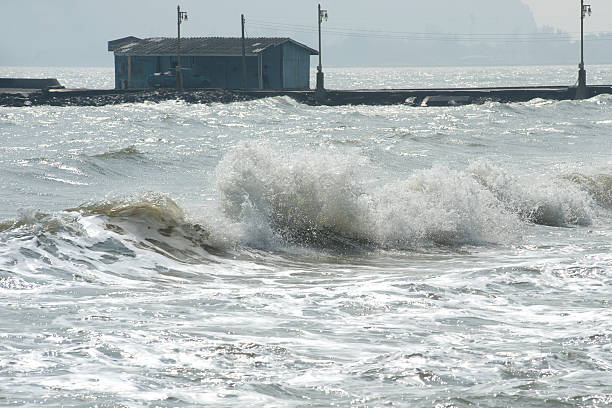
[1,65,611,407]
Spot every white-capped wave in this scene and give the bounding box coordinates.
[564,172,612,210]
[468,160,594,226]
[214,142,522,249]
[2,149,603,259]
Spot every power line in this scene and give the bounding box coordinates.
[248,18,611,37]
[247,19,612,44]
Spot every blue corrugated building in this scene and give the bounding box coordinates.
[108,37,318,90]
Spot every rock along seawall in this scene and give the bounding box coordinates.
[2,86,612,108]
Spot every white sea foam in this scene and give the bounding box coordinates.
[2,150,602,258]
[468,160,594,226]
[3,65,612,408]
[215,142,522,249]
[564,171,612,210]
[214,142,370,248]
[213,142,611,250]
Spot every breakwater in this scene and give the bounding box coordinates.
[2,85,612,107]
[254,85,612,106]
[0,88,260,107]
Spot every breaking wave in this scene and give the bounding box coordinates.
[468,161,594,226]
[72,194,222,263]
[215,142,607,250]
[564,172,612,210]
[215,143,517,250]
[2,144,609,263]
[0,195,220,271]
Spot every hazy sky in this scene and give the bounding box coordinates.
[523,0,611,34]
[0,0,610,67]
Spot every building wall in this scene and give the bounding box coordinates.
[130,56,158,89]
[191,56,259,89]
[114,55,159,89]
[281,42,312,90]
[113,45,312,90]
[261,46,283,89]
[114,54,262,89]
[114,56,127,89]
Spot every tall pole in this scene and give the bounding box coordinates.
[577,0,591,99]
[580,0,584,69]
[318,4,322,74]
[177,5,182,89]
[176,5,188,89]
[242,14,247,90]
[316,4,327,92]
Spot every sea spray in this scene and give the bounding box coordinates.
[215,142,371,249]
[215,142,522,249]
[565,172,612,210]
[367,166,520,247]
[468,159,594,226]
[5,151,602,261]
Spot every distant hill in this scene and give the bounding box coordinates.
[321,0,608,66]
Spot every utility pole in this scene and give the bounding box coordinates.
[577,0,592,99]
[316,4,328,93]
[177,5,188,89]
[242,14,247,90]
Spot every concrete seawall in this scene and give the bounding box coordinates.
[1,85,611,108]
[247,85,612,106]
[0,78,63,90]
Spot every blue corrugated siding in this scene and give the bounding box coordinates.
[129,57,157,88]
[113,56,159,89]
[113,43,312,90]
[261,46,282,89]
[115,56,127,89]
[114,55,263,89]
[281,43,311,90]
[192,56,259,89]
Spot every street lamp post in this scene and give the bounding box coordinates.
[316,4,328,93]
[242,14,247,90]
[177,5,188,89]
[577,0,592,99]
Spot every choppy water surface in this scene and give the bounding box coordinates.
[1,66,612,407]
[2,64,612,90]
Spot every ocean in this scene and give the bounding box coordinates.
[1,65,611,407]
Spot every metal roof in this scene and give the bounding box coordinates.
[108,36,141,52]
[110,37,318,56]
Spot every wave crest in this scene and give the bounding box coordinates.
[215,143,370,248]
[565,172,612,210]
[92,146,144,160]
[468,160,594,227]
[71,194,220,263]
[73,193,186,225]
[0,209,81,237]
[215,143,521,249]
[3,151,605,258]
